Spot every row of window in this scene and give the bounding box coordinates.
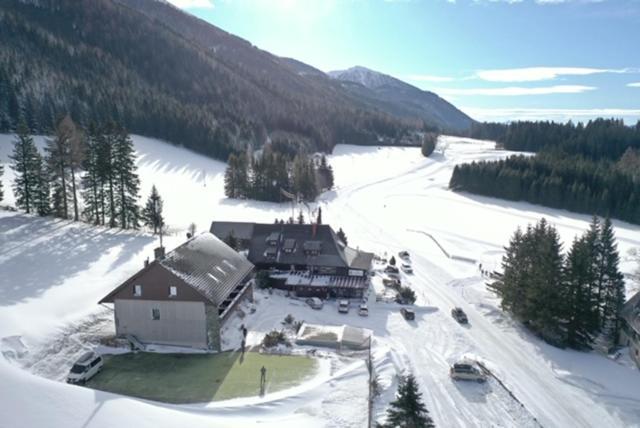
[133,285,177,298]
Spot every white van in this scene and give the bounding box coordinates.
[67,351,103,384]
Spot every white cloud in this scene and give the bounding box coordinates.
[628,82,640,87]
[166,0,214,9]
[475,67,629,82]
[462,107,640,123]
[406,74,455,82]
[434,85,596,96]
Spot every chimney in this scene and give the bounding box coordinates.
[154,246,166,260]
[144,257,149,268]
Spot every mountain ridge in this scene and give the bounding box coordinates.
[328,66,474,132]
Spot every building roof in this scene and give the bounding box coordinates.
[210,221,255,241]
[100,233,254,306]
[210,221,374,272]
[621,291,640,334]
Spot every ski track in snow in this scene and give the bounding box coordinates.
[1,134,640,427]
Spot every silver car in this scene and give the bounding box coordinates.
[67,351,103,384]
[450,361,487,383]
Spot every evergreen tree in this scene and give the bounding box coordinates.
[337,227,348,245]
[112,126,141,229]
[0,162,3,203]
[380,374,435,428]
[46,117,73,219]
[81,123,104,225]
[594,218,626,351]
[10,122,41,213]
[562,236,598,349]
[496,219,566,346]
[389,256,396,266]
[317,155,334,191]
[142,185,164,234]
[421,133,438,157]
[297,210,305,224]
[224,153,249,199]
[32,151,51,216]
[317,206,322,224]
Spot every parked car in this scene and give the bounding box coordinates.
[383,277,401,288]
[67,351,103,384]
[338,299,350,314]
[385,272,401,282]
[451,307,468,324]
[306,297,324,310]
[358,304,369,317]
[449,360,487,383]
[384,265,400,274]
[398,251,410,260]
[400,263,413,274]
[400,307,415,321]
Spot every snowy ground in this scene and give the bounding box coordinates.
[1,134,640,427]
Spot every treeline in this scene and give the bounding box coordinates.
[490,218,625,351]
[469,119,640,160]
[452,119,640,224]
[450,153,640,224]
[4,116,163,232]
[224,144,334,203]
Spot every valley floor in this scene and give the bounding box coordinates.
[1,135,639,427]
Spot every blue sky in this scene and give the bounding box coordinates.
[168,0,640,123]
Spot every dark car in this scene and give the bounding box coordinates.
[400,308,415,321]
[451,307,468,324]
[384,265,400,274]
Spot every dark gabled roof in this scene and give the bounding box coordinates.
[210,221,374,271]
[621,291,640,334]
[160,233,254,305]
[210,221,255,241]
[100,233,254,306]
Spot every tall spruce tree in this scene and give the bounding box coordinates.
[10,122,41,213]
[46,117,74,219]
[81,123,104,225]
[142,185,164,234]
[594,217,626,351]
[380,374,435,428]
[113,126,141,229]
[496,220,566,345]
[32,151,51,216]
[0,162,3,203]
[562,236,598,349]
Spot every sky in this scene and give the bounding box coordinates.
[167,0,640,123]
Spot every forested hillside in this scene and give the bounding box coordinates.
[0,0,421,161]
[452,120,640,224]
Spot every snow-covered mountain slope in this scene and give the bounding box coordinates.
[329,66,399,89]
[1,134,640,427]
[328,66,475,132]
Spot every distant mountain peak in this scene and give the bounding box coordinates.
[328,66,399,89]
[328,65,474,132]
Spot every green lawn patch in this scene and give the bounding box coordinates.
[86,351,317,404]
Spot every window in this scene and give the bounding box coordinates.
[152,308,160,320]
[169,286,177,297]
[133,285,142,297]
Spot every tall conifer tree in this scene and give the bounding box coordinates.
[142,185,164,234]
[10,122,42,214]
[381,374,435,428]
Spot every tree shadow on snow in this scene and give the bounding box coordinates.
[0,213,154,306]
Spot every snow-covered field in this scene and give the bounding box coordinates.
[1,134,639,427]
